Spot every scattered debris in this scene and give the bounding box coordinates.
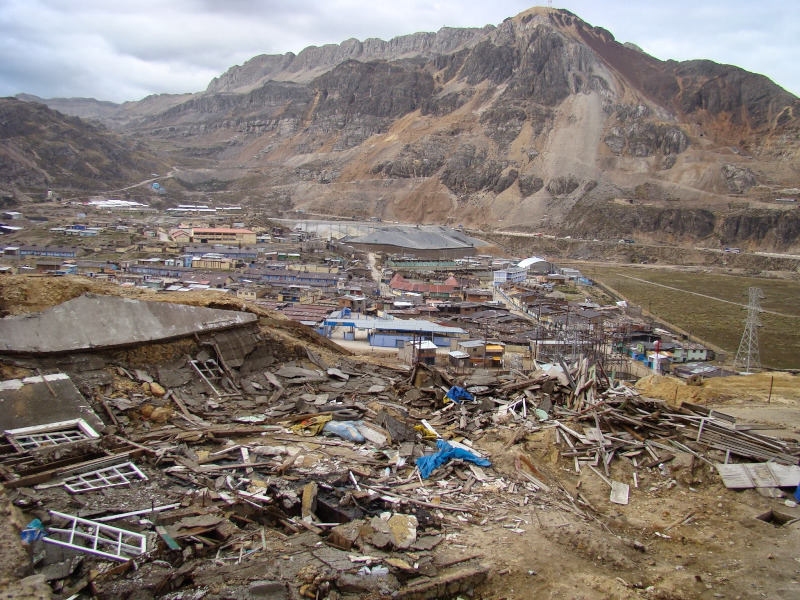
[3,292,800,598]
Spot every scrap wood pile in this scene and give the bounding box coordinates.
[4,353,800,599]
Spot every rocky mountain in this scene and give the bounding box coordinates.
[12,7,800,249]
[0,98,167,198]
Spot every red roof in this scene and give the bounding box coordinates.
[443,275,460,287]
[389,274,456,294]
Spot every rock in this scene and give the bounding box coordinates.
[248,580,288,600]
[134,369,153,383]
[412,535,444,551]
[149,406,173,423]
[149,382,166,397]
[404,388,424,403]
[387,514,418,549]
[370,531,393,549]
[546,176,580,196]
[722,163,757,193]
[336,572,383,594]
[327,368,349,381]
[276,366,323,379]
[366,516,394,549]
[670,453,694,472]
[386,557,416,572]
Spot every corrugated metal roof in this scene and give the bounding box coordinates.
[342,226,479,250]
[324,317,465,334]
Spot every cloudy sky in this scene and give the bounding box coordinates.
[1,0,796,103]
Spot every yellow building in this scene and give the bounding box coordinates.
[191,228,257,245]
[192,255,233,270]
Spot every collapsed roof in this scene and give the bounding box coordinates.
[0,293,257,355]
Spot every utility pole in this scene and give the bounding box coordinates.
[734,287,764,372]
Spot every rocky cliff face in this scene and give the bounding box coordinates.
[206,26,495,93]
[14,7,800,249]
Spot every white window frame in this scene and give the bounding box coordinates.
[5,419,100,452]
[45,511,147,561]
[62,461,148,494]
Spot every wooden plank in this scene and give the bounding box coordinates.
[713,462,800,489]
[766,462,800,487]
[744,463,779,488]
[155,525,182,551]
[715,463,755,489]
[171,391,210,427]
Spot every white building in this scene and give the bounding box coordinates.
[493,267,527,285]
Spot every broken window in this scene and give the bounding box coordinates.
[5,419,100,452]
[62,461,148,493]
[45,510,148,561]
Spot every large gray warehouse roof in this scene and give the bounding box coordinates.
[342,226,482,251]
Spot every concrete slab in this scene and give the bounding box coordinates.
[0,293,257,355]
[0,373,104,432]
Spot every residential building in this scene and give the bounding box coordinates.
[493,267,527,285]
[236,287,271,302]
[322,317,466,348]
[18,245,80,258]
[399,340,438,365]
[191,255,233,270]
[184,245,259,261]
[388,274,458,298]
[338,294,367,313]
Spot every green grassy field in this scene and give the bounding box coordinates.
[584,266,800,370]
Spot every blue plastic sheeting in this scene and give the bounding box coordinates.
[323,420,366,443]
[446,386,473,404]
[416,440,491,479]
[21,518,47,543]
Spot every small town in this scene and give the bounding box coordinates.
[0,198,725,380]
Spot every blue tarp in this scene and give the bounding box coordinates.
[416,440,491,479]
[446,386,473,404]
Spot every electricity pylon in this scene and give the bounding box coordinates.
[733,287,764,372]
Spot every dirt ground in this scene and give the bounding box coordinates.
[463,369,800,599]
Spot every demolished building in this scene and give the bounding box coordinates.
[1,282,800,600]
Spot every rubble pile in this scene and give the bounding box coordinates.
[2,296,800,599]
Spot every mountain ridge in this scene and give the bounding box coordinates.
[8,6,800,249]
